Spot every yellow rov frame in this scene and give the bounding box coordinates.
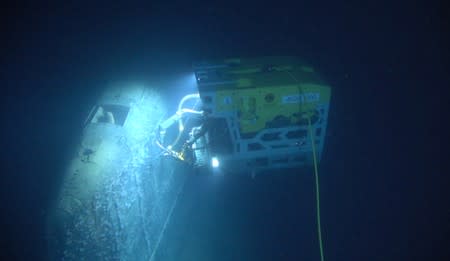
[192,56,331,174]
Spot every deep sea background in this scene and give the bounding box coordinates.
[1,1,448,260]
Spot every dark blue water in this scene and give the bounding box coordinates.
[1,1,448,260]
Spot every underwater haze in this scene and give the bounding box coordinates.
[1,1,448,261]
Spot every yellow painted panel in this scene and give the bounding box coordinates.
[216,84,331,133]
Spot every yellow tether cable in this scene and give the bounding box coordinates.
[308,115,325,261]
[285,69,325,261]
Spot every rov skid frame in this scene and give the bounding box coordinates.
[159,56,331,175]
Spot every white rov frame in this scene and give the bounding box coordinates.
[199,91,330,173]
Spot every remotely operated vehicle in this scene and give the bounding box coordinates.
[157,56,331,176]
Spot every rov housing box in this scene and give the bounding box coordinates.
[192,56,331,174]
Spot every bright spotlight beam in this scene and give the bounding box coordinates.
[211,157,220,168]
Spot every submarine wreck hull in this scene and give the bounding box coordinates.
[46,85,187,260]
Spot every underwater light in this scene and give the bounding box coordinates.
[211,157,220,168]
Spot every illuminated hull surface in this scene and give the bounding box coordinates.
[46,85,187,260]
